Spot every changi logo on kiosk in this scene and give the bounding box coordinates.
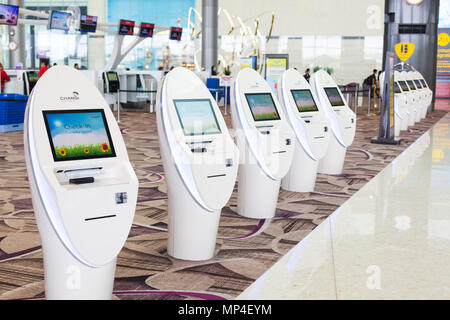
[60,91,80,101]
[395,42,415,61]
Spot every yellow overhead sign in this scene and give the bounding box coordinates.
[395,42,415,61]
[438,32,450,47]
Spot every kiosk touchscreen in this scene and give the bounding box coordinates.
[277,68,331,192]
[310,69,356,174]
[231,68,294,219]
[24,65,138,299]
[24,71,39,95]
[156,67,239,261]
[398,71,418,126]
[103,71,120,93]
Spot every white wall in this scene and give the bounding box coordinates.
[208,0,385,85]
[217,0,384,36]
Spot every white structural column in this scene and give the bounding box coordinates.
[88,0,106,69]
[8,0,25,68]
[201,0,218,73]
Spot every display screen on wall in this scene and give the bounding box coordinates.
[170,27,183,40]
[290,89,319,112]
[264,55,288,93]
[324,87,345,107]
[48,10,72,31]
[0,4,19,26]
[173,99,221,136]
[43,109,116,162]
[245,93,281,121]
[398,81,410,92]
[79,15,97,33]
[118,19,135,35]
[139,22,154,37]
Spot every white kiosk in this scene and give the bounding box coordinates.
[231,68,294,219]
[311,69,356,175]
[380,70,409,136]
[405,71,424,123]
[398,71,418,126]
[24,65,138,299]
[156,67,239,261]
[277,68,331,192]
[412,71,431,120]
[417,73,433,119]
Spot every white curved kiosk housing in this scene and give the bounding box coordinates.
[277,68,331,192]
[412,71,431,120]
[393,71,411,131]
[405,71,425,123]
[311,69,356,175]
[418,73,433,118]
[24,66,138,299]
[156,67,239,261]
[380,71,409,136]
[398,71,418,126]
[231,68,294,219]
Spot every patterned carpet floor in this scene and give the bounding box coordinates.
[0,107,447,300]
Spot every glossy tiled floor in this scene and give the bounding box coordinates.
[238,113,450,300]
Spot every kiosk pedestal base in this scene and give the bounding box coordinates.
[165,171,221,261]
[237,164,281,219]
[317,135,347,175]
[401,116,409,131]
[35,201,116,300]
[408,110,417,126]
[168,203,221,261]
[281,144,318,193]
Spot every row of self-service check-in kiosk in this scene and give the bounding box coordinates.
[380,69,432,138]
[32,63,438,299]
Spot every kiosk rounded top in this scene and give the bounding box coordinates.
[311,69,356,148]
[158,67,239,211]
[278,68,331,161]
[25,65,138,267]
[232,68,294,180]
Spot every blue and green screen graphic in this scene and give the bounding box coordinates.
[44,110,115,161]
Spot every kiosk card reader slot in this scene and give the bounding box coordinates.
[24,65,138,299]
[277,68,331,192]
[311,70,356,175]
[231,68,294,219]
[156,67,239,261]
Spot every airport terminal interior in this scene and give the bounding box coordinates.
[0,0,449,300]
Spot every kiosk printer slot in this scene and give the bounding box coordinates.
[311,69,356,175]
[24,65,138,299]
[277,68,331,192]
[156,67,239,261]
[231,68,294,219]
